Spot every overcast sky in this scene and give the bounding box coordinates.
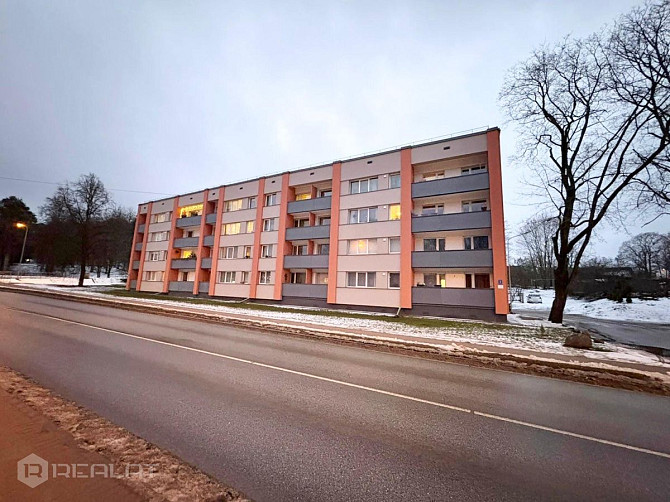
[1,0,666,259]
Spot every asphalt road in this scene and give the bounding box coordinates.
[516,308,670,352]
[1,291,669,501]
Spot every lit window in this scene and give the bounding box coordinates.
[225,199,244,212]
[244,246,252,259]
[422,171,444,181]
[348,239,377,255]
[246,221,255,233]
[223,222,241,235]
[295,193,311,201]
[389,204,401,220]
[179,204,203,218]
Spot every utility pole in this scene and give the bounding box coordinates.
[15,222,29,273]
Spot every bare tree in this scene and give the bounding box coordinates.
[500,1,670,323]
[42,174,112,286]
[517,213,557,287]
[616,232,663,276]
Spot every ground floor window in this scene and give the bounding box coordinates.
[259,271,272,284]
[347,272,376,288]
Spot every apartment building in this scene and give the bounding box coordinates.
[127,127,509,321]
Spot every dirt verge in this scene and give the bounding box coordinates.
[2,286,669,396]
[0,366,251,502]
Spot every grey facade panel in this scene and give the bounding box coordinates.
[201,258,212,269]
[411,211,491,233]
[130,280,137,289]
[203,235,215,246]
[132,260,140,269]
[171,259,197,270]
[198,281,210,293]
[174,237,200,248]
[283,254,329,269]
[412,249,493,268]
[285,225,331,241]
[412,287,495,308]
[169,281,194,292]
[282,283,328,299]
[205,213,217,224]
[412,172,489,199]
[138,224,146,233]
[287,196,332,214]
[176,215,202,228]
[135,243,143,251]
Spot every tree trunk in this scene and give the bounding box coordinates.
[78,234,87,287]
[106,264,112,278]
[96,265,101,278]
[549,266,569,323]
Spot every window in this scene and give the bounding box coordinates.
[294,218,309,227]
[389,273,400,288]
[462,199,488,212]
[424,273,447,288]
[143,271,163,282]
[240,271,249,284]
[180,250,196,259]
[320,189,332,198]
[295,193,311,201]
[290,272,306,284]
[422,171,444,181]
[261,244,273,258]
[223,222,241,235]
[318,216,330,226]
[475,274,491,289]
[318,243,330,255]
[263,218,275,231]
[265,193,278,206]
[422,204,444,216]
[464,235,489,250]
[314,273,328,284]
[149,231,170,242]
[389,238,400,253]
[225,199,244,212]
[293,245,308,256]
[461,165,487,175]
[349,239,377,255]
[221,247,237,259]
[246,221,255,233]
[179,204,203,218]
[347,272,376,288]
[248,197,257,209]
[151,212,171,223]
[218,271,236,284]
[259,271,272,284]
[244,246,252,259]
[148,251,166,261]
[349,207,377,224]
[424,238,446,251]
[389,173,401,189]
[389,204,401,221]
[350,177,378,194]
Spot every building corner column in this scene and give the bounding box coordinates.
[249,178,266,299]
[326,162,342,304]
[126,205,142,290]
[192,190,209,295]
[208,187,225,297]
[274,173,291,300]
[399,148,413,309]
[487,128,509,315]
[135,202,153,292]
[162,198,180,294]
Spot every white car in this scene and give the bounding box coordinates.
[526,293,543,304]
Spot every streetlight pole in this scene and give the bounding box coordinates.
[15,223,29,270]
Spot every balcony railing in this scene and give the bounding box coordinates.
[283,254,329,269]
[138,223,146,233]
[412,287,495,308]
[203,235,215,246]
[132,260,140,269]
[171,258,197,269]
[412,172,489,199]
[287,196,332,214]
[135,243,143,251]
[412,249,493,268]
[169,281,194,292]
[176,215,202,228]
[201,258,212,269]
[282,283,328,299]
[174,237,200,248]
[285,225,331,241]
[411,211,491,233]
[198,281,210,294]
[130,280,137,289]
[205,213,217,224]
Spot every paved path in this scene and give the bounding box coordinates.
[1,291,669,501]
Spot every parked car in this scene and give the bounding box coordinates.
[526,293,543,304]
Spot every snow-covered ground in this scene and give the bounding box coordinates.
[0,275,125,287]
[5,282,668,370]
[513,289,670,324]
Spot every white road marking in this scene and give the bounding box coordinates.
[6,306,670,460]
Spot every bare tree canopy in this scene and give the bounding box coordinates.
[617,231,668,276]
[516,212,558,287]
[501,1,670,322]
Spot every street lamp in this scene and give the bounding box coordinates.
[15,222,29,268]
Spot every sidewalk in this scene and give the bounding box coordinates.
[0,388,144,502]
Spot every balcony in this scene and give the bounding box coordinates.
[176,215,202,228]
[412,287,495,308]
[287,196,332,214]
[169,281,194,292]
[203,235,215,246]
[285,225,331,241]
[198,281,210,294]
[138,224,146,233]
[201,258,212,269]
[412,249,493,268]
[132,260,140,269]
[174,237,200,248]
[412,172,489,199]
[171,258,197,270]
[282,283,328,299]
[284,254,329,269]
[205,213,217,224]
[412,211,491,233]
[130,280,137,289]
[135,243,143,251]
